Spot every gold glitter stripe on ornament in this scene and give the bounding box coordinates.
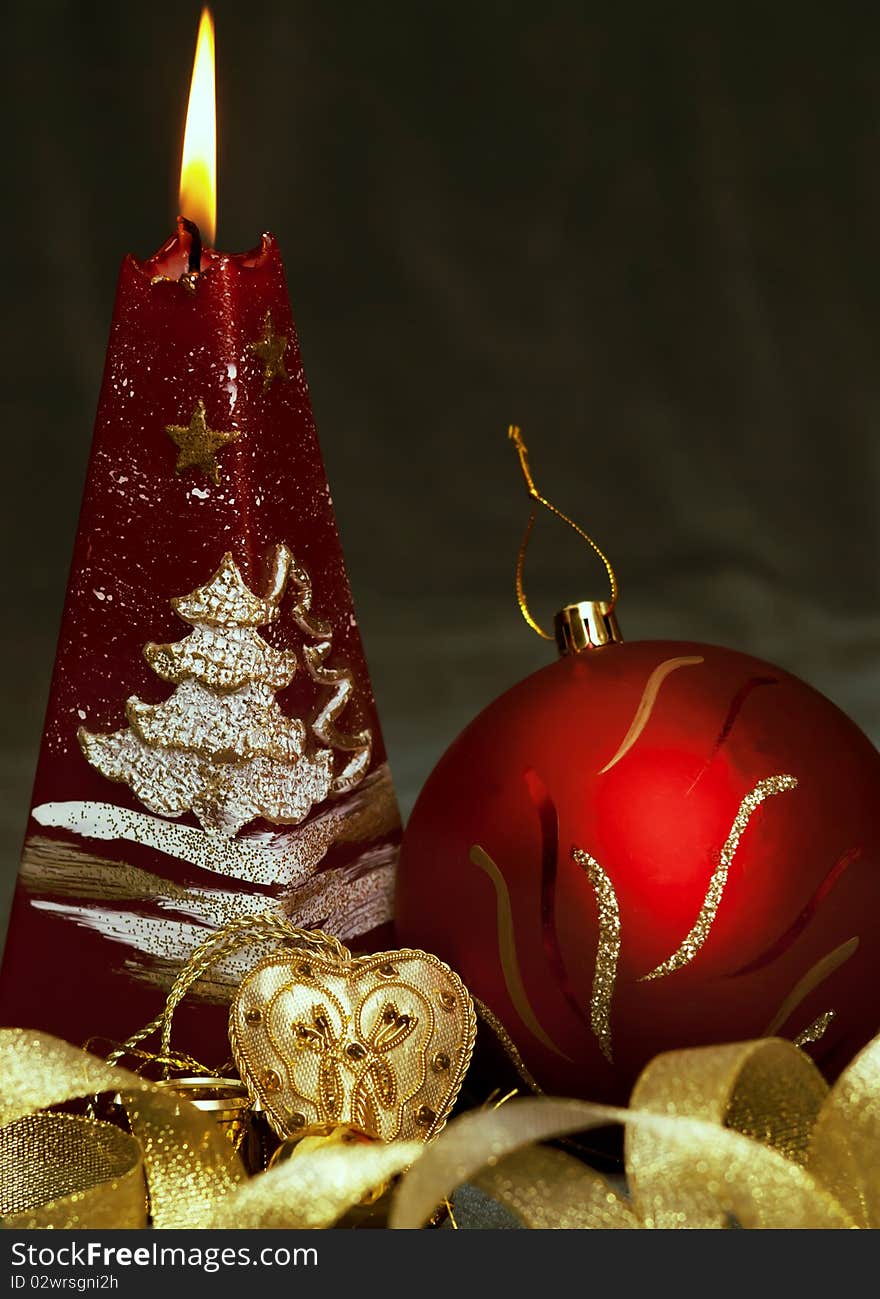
[641,774,799,982]
[469,846,569,1059]
[764,937,858,1036]
[473,999,544,1093]
[598,656,704,774]
[571,848,621,1062]
[795,1010,837,1048]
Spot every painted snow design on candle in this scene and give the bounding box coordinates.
[25,843,398,1004]
[29,767,395,890]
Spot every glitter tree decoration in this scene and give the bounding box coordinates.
[77,544,363,838]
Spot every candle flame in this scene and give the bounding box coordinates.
[179,8,216,246]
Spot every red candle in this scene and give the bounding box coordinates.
[0,10,400,1059]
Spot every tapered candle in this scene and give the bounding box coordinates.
[0,9,400,1058]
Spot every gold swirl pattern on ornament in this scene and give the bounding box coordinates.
[469,846,570,1059]
[598,655,704,774]
[795,1010,837,1048]
[571,847,621,1062]
[764,937,858,1036]
[641,774,799,981]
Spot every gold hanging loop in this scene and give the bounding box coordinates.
[508,425,619,640]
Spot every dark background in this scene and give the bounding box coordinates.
[3,2,880,936]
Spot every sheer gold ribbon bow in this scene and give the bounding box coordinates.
[0,1029,419,1229]
[3,1029,880,1228]
[389,1034,880,1229]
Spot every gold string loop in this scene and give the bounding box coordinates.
[508,425,619,639]
[107,913,352,1074]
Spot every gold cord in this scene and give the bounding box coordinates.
[108,913,351,1075]
[95,1039,214,1077]
[508,425,619,638]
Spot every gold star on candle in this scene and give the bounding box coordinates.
[248,311,290,390]
[165,399,243,485]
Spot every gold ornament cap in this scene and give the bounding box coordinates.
[554,600,622,656]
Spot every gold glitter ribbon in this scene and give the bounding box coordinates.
[0,1112,148,1229]
[0,1029,419,1229]
[4,1026,880,1228]
[390,1033,880,1229]
[0,1028,243,1228]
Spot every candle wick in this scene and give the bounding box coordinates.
[176,216,203,295]
[179,216,202,272]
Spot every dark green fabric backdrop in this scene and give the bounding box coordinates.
[2,2,879,932]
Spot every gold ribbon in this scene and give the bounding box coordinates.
[0,1029,419,1229]
[389,1035,880,1229]
[0,1112,147,1229]
[4,1026,880,1229]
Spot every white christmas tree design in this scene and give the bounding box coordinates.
[77,544,357,838]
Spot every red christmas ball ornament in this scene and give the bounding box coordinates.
[395,431,880,1104]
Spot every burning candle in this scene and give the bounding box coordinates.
[179,8,217,245]
[0,9,401,1059]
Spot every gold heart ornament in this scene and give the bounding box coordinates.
[230,944,476,1143]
